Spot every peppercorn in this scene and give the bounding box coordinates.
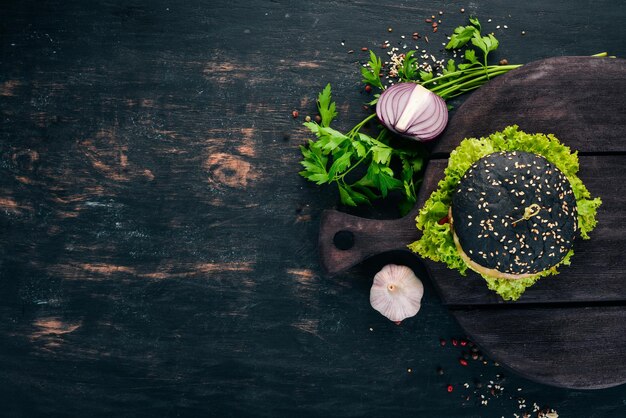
[314,115,321,123]
[447,384,453,393]
[365,85,372,93]
[292,110,299,118]
[459,358,468,366]
[439,338,446,347]
[304,115,311,122]
[460,339,468,346]
[452,338,458,346]
[499,59,509,65]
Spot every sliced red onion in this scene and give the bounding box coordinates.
[376,82,448,142]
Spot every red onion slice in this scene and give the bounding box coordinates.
[376,82,448,142]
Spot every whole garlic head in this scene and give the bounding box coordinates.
[370,264,424,322]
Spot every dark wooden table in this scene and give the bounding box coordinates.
[1,1,625,417]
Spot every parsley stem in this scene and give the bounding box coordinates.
[436,69,512,98]
[427,65,521,99]
[347,112,377,137]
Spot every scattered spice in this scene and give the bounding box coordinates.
[447,384,454,393]
[365,84,372,93]
[292,110,299,118]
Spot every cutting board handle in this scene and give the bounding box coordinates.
[318,208,421,275]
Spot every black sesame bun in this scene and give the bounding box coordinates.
[450,151,578,280]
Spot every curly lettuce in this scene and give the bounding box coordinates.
[408,125,602,301]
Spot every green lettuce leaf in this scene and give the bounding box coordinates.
[409,125,601,301]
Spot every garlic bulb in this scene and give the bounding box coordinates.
[370,264,424,322]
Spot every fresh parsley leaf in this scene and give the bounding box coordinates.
[398,50,418,82]
[464,49,479,65]
[317,83,337,127]
[361,50,384,90]
[445,24,479,49]
[420,70,434,82]
[469,16,481,31]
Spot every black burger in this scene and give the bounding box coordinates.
[450,151,578,280]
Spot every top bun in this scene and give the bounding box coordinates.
[450,151,578,279]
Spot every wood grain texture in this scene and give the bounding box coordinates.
[1,0,626,415]
[452,306,626,389]
[433,56,626,155]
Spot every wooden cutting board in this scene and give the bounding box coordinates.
[319,57,626,389]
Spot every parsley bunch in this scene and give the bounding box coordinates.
[300,17,520,213]
[299,84,424,215]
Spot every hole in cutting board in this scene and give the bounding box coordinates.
[333,230,354,250]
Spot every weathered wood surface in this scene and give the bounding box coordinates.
[452,306,626,389]
[2,0,626,416]
[433,56,626,155]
